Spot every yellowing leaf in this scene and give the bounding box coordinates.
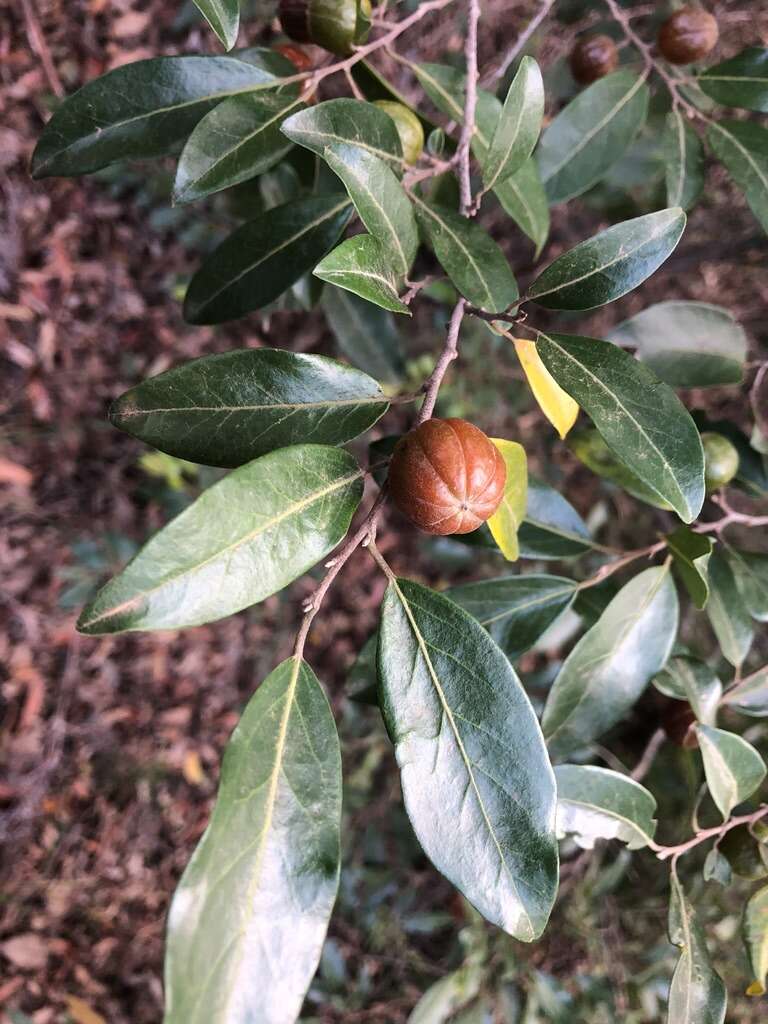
[513,337,579,439]
[65,996,106,1024]
[487,439,527,561]
[182,749,206,786]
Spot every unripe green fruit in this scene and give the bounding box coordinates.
[701,431,739,491]
[373,101,425,164]
[278,0,372,57]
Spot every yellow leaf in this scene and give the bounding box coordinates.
[65,996,106,1024]
[486,439,527,562]
[746,981,765,997]
[513,337,579,439]
[182,749,206,786]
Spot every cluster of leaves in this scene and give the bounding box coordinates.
[31,1,768,1021]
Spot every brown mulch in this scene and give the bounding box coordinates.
[2,1,768,1022]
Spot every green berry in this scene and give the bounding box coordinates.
[373,101,425,164]
[701,431,739,491]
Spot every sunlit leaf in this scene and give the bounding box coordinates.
[192,0,240,50]
[32,56,282,177]
[378,579,558,940]
[537,333,705,523]
[483,57,544,191]
[164,658,341,1023]
[664,110,705,211]
[314,234,411,314]
[110,348,389,467]
[652,656,722,726]
[542,566,678,758]
[721,666,768,718]
[282,97,405,169]
[706,551,754,667]
[554,765,657,850]
[527,209,685,310]
[78,446,363,633]
[696,724,766,820]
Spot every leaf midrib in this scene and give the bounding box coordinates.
[80,467,362,628]
[117,394,387,418]
[193,198,351,311]
[541,73,647,183]
[538,333,689,515]
[391,579,534,938]
[529,211,681,302]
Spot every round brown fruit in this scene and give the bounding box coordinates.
[278,0,371,57]
[388,418,507,535]
[701,432,739,491]
[658,6,719,65]
[570,34,619,84]
[373,100,424,164]
[275,43,314,72]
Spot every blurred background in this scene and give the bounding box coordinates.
[2,0,768,1020]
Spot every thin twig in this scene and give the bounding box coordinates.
[418,299,466,422]
[457,0,481,215]
[20,0,64,98]
[576,541,668,591]
[631,728,666,782]
[650,805,768,860]
[482,0,555,86]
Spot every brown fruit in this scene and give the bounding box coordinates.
[658,6,719,65]
[275,43,314,72]
[570,34,619,84]
[388,419,507,535]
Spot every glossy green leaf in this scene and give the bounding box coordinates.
[493,158,550,257]
[554,765,658,850]
[542,566,678,758]
[164,658,340,1024]
[412,197,517,313]
[664,111,705,211]
[667,527,713,610]
[447,574,578,661]
[323,143,418,279]
[486,439,527,561]
[31,56,281,178]
[527,208,686,310]
[652,656,722,726]
[174,93,303,204]
[667,875,727,1024]
[350,61,440,136]
[412,64,549,252]
[696,724,766,820]
[110,348,389,467]
[706,551,754,668]
[281,98,405,170]
[314,234,410,314]
[346,632,378,705]
[193,0,239,50]
[699,47,768,113]
[726,548,768,621]
[743,883,768,996]
[184,195,352,324]
[518,475,594,559]
[483,57,544,191]
[77,445,363,633]
[570,427,674,511]
[708,120,768,234]
[537,70,650,203]
[608,301,747,388]
[537,333,705,523]
[722,666,768,717]
[378,579,558,940]
[322,285,405,384]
